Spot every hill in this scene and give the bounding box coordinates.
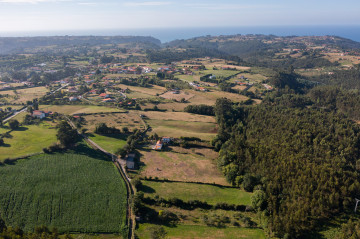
[0,35,161,54]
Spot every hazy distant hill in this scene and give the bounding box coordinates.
[165,34,360,57]
[0,36,161,54]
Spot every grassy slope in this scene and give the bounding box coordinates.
[146,119,216,141]
[140,181,252,206]
[88,133,127,154]
[136,224,265,239]
[0,123,57,161]
[0,143,127,233]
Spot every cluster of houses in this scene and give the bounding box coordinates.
[189,82,208,92]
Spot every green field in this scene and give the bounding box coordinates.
[0,123,57,161]
[88,133,127,154]
[140,181,252,206]
[145,119,217,141]
[39,105,123,115]
[136,223,265,239]
[0,144,127,233]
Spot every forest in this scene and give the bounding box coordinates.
[212,86,360,237]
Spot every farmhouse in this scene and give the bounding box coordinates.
[154,140,163,150]
[69,96,78,101]
[99,93,110,98]
[32,110,46,119]
[102,98,114,102]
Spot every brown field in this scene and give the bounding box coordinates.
[186,89,248,105]
[0,87,49,103]
[39,105,123,115]
[159,91,195,101]
[141,102,189,111]
[232,85,248,91]
[139,146,228,185]
[83,112,144,132]
[324,53,360,65]
[116,84,166,96]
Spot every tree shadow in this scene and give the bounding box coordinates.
[13,126,28,131]
[139,184,156,194]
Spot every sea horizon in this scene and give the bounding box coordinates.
[1,25,360,43]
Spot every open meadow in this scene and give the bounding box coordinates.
[0,123,57,161]
[141,111,217,140]
[0,87,49,104]
[146,119,216,140]
[136,223,265,239]
[140,181,252,206]
[0,144,127,233]
[83,112,144,132]
[116,84,166,96]
[138,146,227,185]
[88,133,127,154]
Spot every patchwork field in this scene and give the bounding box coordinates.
[0,144,127,233]
[138,146,227,185]
[137,224,265,239]
[39,105,123,115]
[140,181,252,206]
[0,87,49,103]
[0,123,57,161]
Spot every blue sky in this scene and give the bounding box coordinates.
[0,0,359,32]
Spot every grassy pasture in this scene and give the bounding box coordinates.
[39,105,123,115]
[140,181,252,206]
[0,87,49,103]
[140,111,215,123]
[136,223,265,239]
[0,123,57,161]
[88,133,127,154]
[0,144,127,233]
[184,89,248,105]
[138,146,227,185]
[146,119,216,141]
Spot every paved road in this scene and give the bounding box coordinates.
[2,106,27,123]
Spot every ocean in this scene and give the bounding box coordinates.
[1,26,360,43]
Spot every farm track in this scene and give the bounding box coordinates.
[65,116,135,239]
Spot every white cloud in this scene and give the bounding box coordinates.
[77,2,96,6]
[0,0,68,3]
[184,3,278,10]
[124,1,172,7]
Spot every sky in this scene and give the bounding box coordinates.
[0,0,359,33]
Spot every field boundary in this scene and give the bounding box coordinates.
[140,178,235,188]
